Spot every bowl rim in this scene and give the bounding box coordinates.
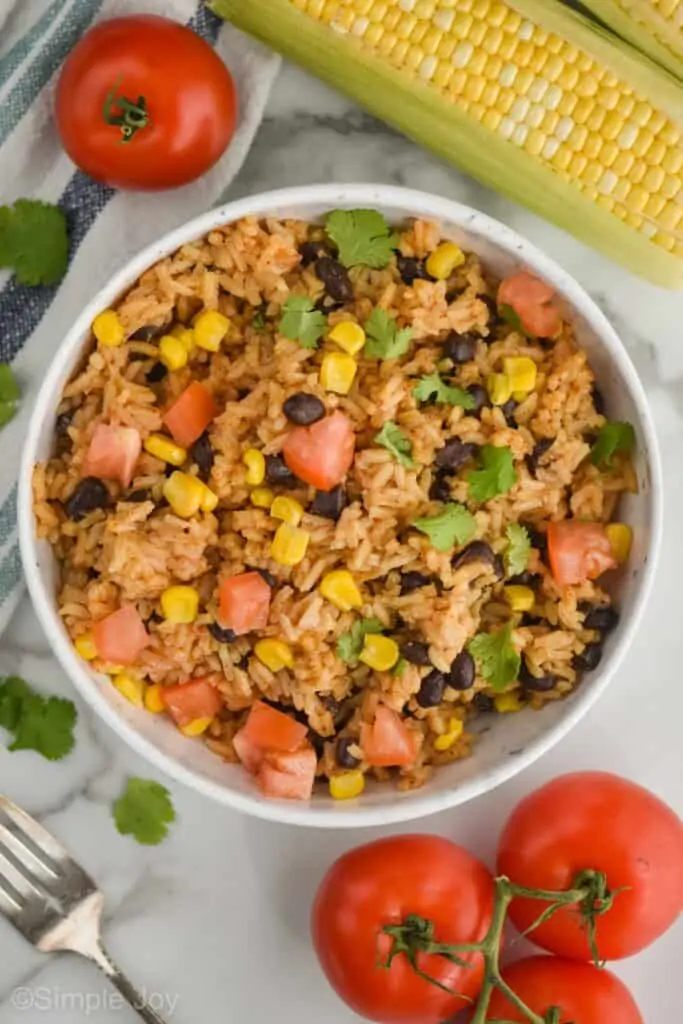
[18,183,663,827]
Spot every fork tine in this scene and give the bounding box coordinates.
[0,822,60,884]
[0,876,23,916]
[0,849,43,902]
[0,798,69,866]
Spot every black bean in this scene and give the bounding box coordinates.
[55,410,74,438]
[452,541,497,572]
[265,454,298,488]
[191,433,214,478]
[283,392,326,426]
[126,488,152,503]
[299,240,334,265]
[582,604,619,633]
[592,383,606,416]
[478,294,500,323]
[236,652,250,670]
[520,613,544,627]
[526,438,554,478]
[336,737,361,769]
[245,565,277,588]
[399,571,433,595]
[467,384,489,416]
[520,521,547,553]
[435,437,478,471]
[130,324,167,341]
[311,485,347,521]
[500,398,517,427]
[507,570,538,587]
[574,642,604,672]
[449,651,475,690]
[164,463,176,478]
[396,254,431,285]
[400,641,431,666]
[417,669,446,708]
[493,554,505,579]
[64,478,110,521]
[315,257,353,303]
[429,473,452,503]
[472,693,494,713]
[146,361,168,383]
[443,331,477,364]
[519,661,556,692]
[208,623,238,643]
[333,699,356,732]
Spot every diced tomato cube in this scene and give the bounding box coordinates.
[163,382,217,448]
[84,423,141,487]
[232,729,265,774]
[498,271,561,339]
[257,745,317,801]
[241,701,308,753]
[218,572,271,635]
[360,705,418,767]
[160,678,222,727]
[92,605,149,666]
[283,411,355,491]
[547,520,617,587]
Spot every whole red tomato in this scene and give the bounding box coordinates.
[311,835,494,1024]
[55,15,237,190]
[485,956,643,1023]
[497,772,683,960]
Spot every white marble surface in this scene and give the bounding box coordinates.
[1,63,682,1023]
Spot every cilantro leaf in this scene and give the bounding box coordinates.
[278,295,327,349]
[468,445,517,503]
[364,307,413,360]
[0,364,20,429]
[113,778,176,846]
[590,421,635,469]
[337,618,385,665]
[413,372,475,410]
[375,421,415,468]
[499,303,523,332]
[468,622,521,691]
[412,502,477,552]
[391,657,408,677]
[505,523,531,577]
[0,676,31,732]
[0,199,68,286]
[0,675,77,760]
[325,209,398,269]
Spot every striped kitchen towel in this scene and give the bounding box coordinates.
[0,0,280,635]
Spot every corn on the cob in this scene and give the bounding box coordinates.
[211,0,683,288]
[581,0,683,81]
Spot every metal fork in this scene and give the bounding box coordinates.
[0,796,168,1024]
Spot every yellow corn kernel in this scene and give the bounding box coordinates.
[74,632,98,661]
[92,310,124,348]
[329,771,366,800]
[193,310,230,352]
[254,639,294,672]
[171,325,196,352]
[198,481,219,513]
[328,321,366,355]
[180,717,213,737]
[320,352,358,396]
[112,673,145,709]
[504,585,535,612]
[251,487,275,510]
[503,356,538,395]
[143,433,187,467]
[144,683,165,714]
[434,717,464,751]
[425,241,466,279]
[271,496,304,526]
[359,634,400,672]
[162,471,205,518]
[606,523,632,564]
[159,334,189,371]
[160,585,199,624]
[487,372,513,406]
[243,448,266,486]
[270,523,310,566]
[319,570,363,611]
[494,692,525,713]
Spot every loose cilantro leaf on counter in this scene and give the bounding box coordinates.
[374,421,415,468]
[468,622,521,691]
[278,295,327,349]
[0,675,77,760]
[0,364,20,428]
[364,307,413,360]
[590,421,635,469]
[337,618,385,666]
[325,209,397,269]
[113,778,176,846]
[505,523,531,577]
[413,372,475,409]
[412,502,476,553]
[468,444,517,502]
[0,199,69,286]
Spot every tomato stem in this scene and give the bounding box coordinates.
[102,76,150,143]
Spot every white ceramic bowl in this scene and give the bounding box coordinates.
[19,184,662,827]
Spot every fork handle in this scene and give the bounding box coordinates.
[91,942,169,1024]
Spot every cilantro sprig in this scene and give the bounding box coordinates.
[413,372,475,410]
[364,308,413,360]
[412,502,477,552]
[0,675,77,761]
[0,199,69,286]
[590,421,635,469]
[278,295,327,349]
[113,778,176,846]
[0,364,20,429]
[504,523,531,577]
[468,445,517,502]
[375,421,415,468]
[325,209,397,269]
[337,618,385,665]
[468,622,521,690]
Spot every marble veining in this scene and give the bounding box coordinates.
[0,63,681,1023]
